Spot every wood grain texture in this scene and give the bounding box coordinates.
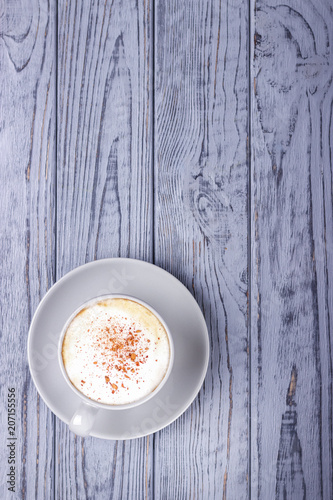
[56,0,154,498]
[0,0,56,498]
[251,0,333,498]
[1,0,332,498]
[154,0,249,498]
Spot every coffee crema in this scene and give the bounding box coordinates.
[62,298,170,405]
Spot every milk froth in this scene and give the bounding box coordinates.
[62,298,170,405]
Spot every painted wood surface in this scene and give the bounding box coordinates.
[154,0,249,498]
[0,0,332,498]
[56,0,153,498]
[0,0,56,498]
[251,0,333,498]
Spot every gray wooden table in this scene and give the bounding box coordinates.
[1,0,332,498]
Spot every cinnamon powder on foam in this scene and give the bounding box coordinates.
[62,299,170,405]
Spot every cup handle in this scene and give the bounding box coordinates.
[69,403,98,437]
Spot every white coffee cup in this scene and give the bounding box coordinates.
[58,294,174,437]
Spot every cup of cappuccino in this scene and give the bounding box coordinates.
[59,294,174,436]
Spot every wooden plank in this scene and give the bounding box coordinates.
[251,0,333,498]
[154,0,250,498]
[0,0,56,498]
[56,0,154,498]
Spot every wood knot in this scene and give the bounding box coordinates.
[286,365,297,406]
[186,169,232,244]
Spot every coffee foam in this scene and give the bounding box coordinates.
[62,298,170,405]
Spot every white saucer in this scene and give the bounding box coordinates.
[28,258,209,439]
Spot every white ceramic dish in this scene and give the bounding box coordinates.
[28,258,210,440]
